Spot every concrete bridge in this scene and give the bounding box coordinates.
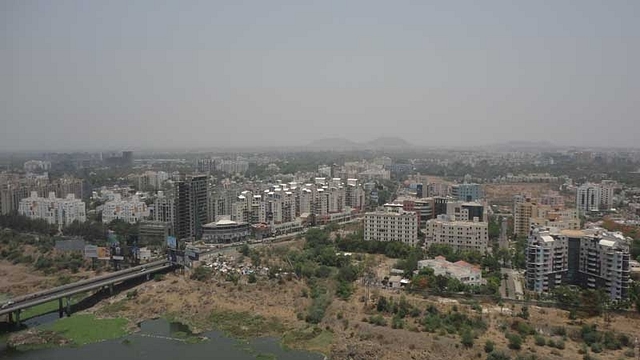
[0,260,173,325]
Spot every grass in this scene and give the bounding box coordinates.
[97,299,129,315]
[282,327,334,354]
[208,309,286,339]
[21,293,88,320]
[42,314,128,345]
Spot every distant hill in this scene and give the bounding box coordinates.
[365,137,413,149]
[305,137,413,151]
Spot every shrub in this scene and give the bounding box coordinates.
[153,274,165,282]
[534,334,546,346]
[486,351,512,360]
[461,329,474,348]
[590,342,603,353]
[484,340,495,353]
[546,339,555,348]
[507,333,522,350]
[369,315,387,326]
[248,273,257,283]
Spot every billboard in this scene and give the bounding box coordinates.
[186,247,199,260]
[97,247,111,260]
[167,236,177,249]
[84,245,98,258]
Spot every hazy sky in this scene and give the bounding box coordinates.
[1,1,639,151]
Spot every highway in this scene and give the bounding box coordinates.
[0,260,172,317]
[1,217,364,319]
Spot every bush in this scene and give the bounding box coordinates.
[461,329,474,348]
[484,340,495,353]
[369,315,387,327]
[555,340,565,350]
[248,273,257,283]
[153,274,165,282]
[534,334,546,346]
[486,351,511,360]
[590,342,603,353]
[507,333,522,350]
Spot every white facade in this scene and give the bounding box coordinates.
[19,191,86,226]
[576,183,602,212]
[102,194,149,224]
[364,205,418,246]
[418,256,484,286]
[424,215,489,253]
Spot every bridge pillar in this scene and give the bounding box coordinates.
[146,273,150,281]
[59,298,64,318]
[109,284,114,295]
[14,310,20,327]
[65,296,72,317]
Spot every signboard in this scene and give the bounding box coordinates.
[97,247,111,260]
[186,247,199,261]
[84,245,98,258]
[167,236,177,249]
[112,256,125,261]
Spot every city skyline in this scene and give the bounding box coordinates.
[2,1,639,151]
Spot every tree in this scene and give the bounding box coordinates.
[484,340,495,353]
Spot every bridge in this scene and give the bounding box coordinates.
[0,259,173,324]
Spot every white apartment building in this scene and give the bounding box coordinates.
[19,191,86,227]
[576,182,616,212]
[424,215,489,253]
[526,227,631,300]
[23,160,51,173]
[364,205,418,246]
[102,194,150,224]
[154,191,175,224]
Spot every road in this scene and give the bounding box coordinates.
[500,268,524,300]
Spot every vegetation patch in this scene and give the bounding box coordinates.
[42,314,128,345]
[208,309,286,339]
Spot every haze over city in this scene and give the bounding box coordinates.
[2,1,639,151]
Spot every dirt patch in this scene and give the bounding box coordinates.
[0,261,55,296]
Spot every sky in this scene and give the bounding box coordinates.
[1,1,639,151]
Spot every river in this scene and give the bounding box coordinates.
[1,317,323,360]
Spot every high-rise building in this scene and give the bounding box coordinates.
[154,191,175,224]
[364,204,418,246]
[174,175,208,241]
[576,183,601,213]
[424,215,489,253]
[526,228,630,300]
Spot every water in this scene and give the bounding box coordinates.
[1,318,323,360]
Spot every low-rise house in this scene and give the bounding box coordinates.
[418,256,485,286]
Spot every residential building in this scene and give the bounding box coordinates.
[526,228,630,300]
[418,256,484,286]
[18,191,86,227]
[174,174,209,241]
[576,183,601,212]
[364,204,419,246]
[102,194,149,224]
[514,197,578,237]
[23,160,51,173]
[154,191,175,224]
[424,215,489,253]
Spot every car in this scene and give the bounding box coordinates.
[1,300,14,309]
[139,267,146,272]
